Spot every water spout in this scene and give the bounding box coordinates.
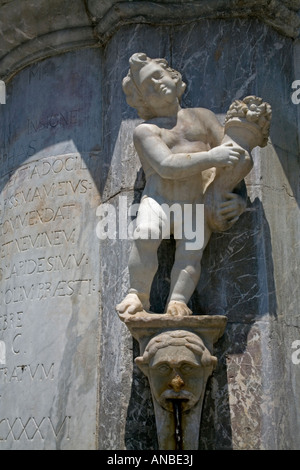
[172,400,183,450]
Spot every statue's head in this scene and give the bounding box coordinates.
[225,96,272,147]
[135,330,217,411]
[122,53,186,120]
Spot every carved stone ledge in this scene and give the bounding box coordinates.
[0,0,97,80]
[93,0,300,44]
[119,312,227,352]
[86,0,300,19]
[0,28,98,82]
[0,0,299,80]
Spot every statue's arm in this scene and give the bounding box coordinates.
[217,181,248,227]
[231,179,248,214]
[133,124,240,180]
[203,109,225,148]
[233,179,247,200]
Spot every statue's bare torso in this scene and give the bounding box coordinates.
[134,108,224,205]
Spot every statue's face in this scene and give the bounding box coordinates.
[148,345,207,411]
[137,61,178,111]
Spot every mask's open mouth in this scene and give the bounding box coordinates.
[159,390,196,411]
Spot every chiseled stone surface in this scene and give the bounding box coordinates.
[0,49,102,449]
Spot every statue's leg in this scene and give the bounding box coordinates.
[126,236,162,311]
[116,197,167,314]
[166,223,212,316]
[166,242,203,315]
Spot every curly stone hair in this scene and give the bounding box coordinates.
[122,52,186,120]
[225,95,272,147]
[135,330,217,370]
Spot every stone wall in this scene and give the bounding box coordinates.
[0,48,103,450]
[0,0,299,450]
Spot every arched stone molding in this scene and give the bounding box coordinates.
[0,0,299,80]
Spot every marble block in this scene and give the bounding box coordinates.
[0,49,102,450]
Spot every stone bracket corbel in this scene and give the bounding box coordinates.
[119,312,227,450]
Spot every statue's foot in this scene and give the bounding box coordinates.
[166,301,193,317]
[116,293,144,315]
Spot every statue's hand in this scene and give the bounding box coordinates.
[116,293,145,316]
[209,143,245,168]
[217,192,247,226]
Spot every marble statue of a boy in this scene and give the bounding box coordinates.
[117,53,246,317]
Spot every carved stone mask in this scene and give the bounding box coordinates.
[135,330,217,412]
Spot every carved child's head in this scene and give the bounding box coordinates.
[225,96,272,147]
[135,330,217,411]
[122,53,186,120]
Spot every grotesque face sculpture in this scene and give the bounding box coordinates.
[148,344,206,412]
[135,330,217,412]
